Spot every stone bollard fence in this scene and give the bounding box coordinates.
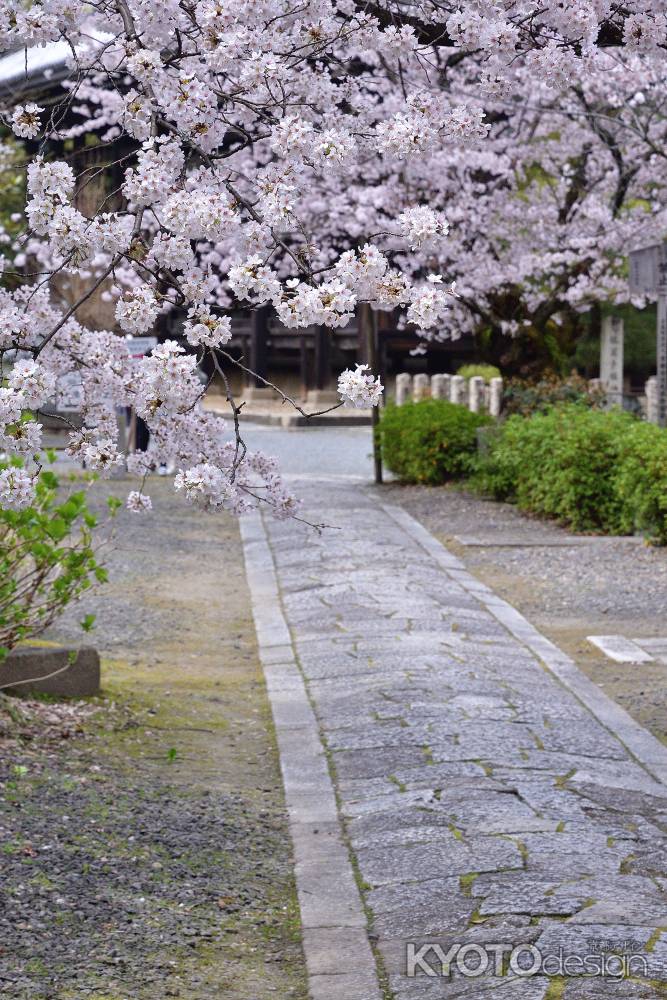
[393,372,504,417]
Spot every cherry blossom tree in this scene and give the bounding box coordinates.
[0,1,665,516]
[212,11,667,373]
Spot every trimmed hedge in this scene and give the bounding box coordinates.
[378,400,490,485]
[475,404,667,543]
[456,363,501,383]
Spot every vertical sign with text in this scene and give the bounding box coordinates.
[657,243,667,427]
[600,315,624,408]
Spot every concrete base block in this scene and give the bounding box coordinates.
[241,386,276,403]
[305,389,340,407]
[2,646,100,697]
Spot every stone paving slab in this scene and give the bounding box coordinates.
[244,480,667,998]
[587,634,654,663]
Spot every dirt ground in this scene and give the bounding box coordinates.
[386,482,667,747]
[0,476,307,1000]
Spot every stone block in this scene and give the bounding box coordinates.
[395,373,411,405]
[450,375,465,404]
[412,373,430,402]
[430,374,450,399]
[468,375,485,412]
[489,376,503,417]
[2,646,100,697]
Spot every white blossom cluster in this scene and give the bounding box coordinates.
[398,207,450,250]
[0,466,36,509]
[11,103,44,139]
[406,277,458,332]
[115,286,161,335]
[337,365,384,409]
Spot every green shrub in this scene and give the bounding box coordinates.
[476,404,667,541]
[379,399,490,484]
[502,373,604,417]
[613,421,667,544]
[456,364,501,383]
[0,458,110,663]
[475,405,632,532]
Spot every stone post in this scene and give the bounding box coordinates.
[395,373,411,405]
[600,315,624,408]
[646,376,659,424]
[413,373,430,402]
[431,374,451,400]
[468,376,485,413]
[489,377,503,418]
[658,245,667,426]
[450,375,465,405]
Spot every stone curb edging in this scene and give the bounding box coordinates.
[380,502,667,788]
[204,404,371,429]
[240,512,382,1000]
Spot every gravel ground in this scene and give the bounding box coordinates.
[384,482,667,745]
[0,475,307,1000]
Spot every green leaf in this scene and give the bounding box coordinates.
[47,518,69,542]
[80,613,96,632]
[39,470,59,490]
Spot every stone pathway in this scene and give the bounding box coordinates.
[243,480,667,999]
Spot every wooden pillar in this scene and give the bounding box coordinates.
[299,333,309,397]
[314,325,330,390]
[249,306,270,387]
[359,303,383,484]
[356,311,368,365]
[377,328,388,401]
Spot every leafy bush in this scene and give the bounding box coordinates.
[476,404,667,541]
[379,400,490,484]
[613,421,667,544]
[502,373,605,417]
[0,459,111,663]
[456,364,501,383]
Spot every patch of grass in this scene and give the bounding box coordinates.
[459,872,479,897]
[388,773,407,792]
[645,927,667,953]
[544,976,567,999]
[554,768,576,789]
